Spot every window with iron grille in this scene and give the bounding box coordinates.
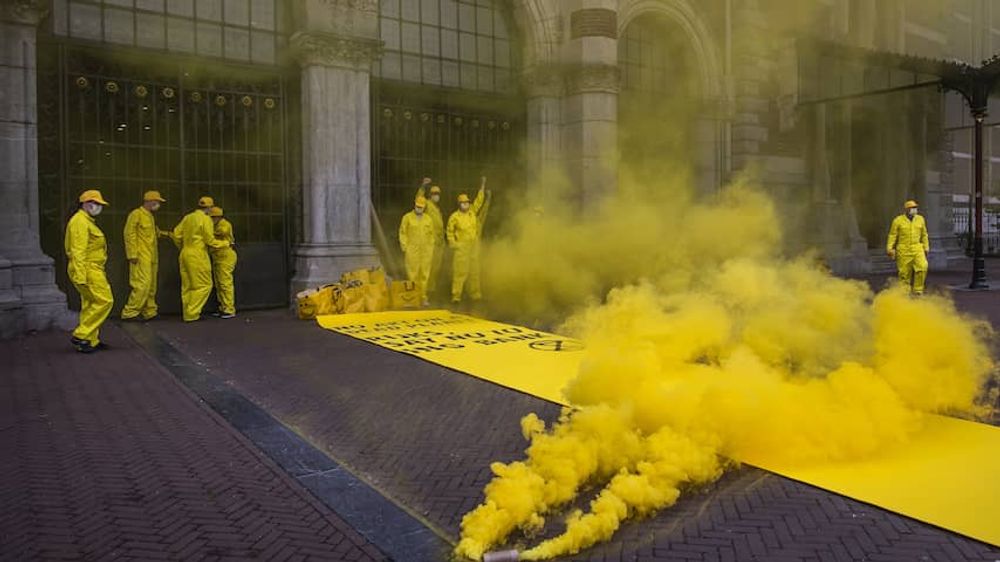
[37,43,292,312]
[372,84,523,241]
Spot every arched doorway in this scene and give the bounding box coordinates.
[617,10,722,193]
[371,0,525,262]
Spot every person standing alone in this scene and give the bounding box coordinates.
[66,189,113,353]
[887,199,930,295]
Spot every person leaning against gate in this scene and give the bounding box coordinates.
[208,206,238,319]
[172,196,229,322]
[886,199,930,295]
[121,190,171,321]
[66,189,113,353]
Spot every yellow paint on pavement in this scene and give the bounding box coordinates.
[317,310,1000,547]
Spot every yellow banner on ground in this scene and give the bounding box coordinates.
[318,310,581,405]
[317,310,1000,547]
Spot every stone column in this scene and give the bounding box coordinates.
[289,0,382,294]
[0,0,70,337]
[729,0,770,168]
[522,63,563,195]
[561,4,619,209]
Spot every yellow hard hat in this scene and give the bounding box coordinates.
[414,196,427,209]
[144,190,166,202]
[208,206,224,217]
[429,185,441,195]
[904,200,919,209]
[198,196,215,208]
[79,189,109,206]
[457,193,470,203]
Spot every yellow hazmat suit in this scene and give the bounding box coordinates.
[447,188,489,303]
[173,208,227,321]
[66,202,113,348]
[417,185,445,293]
[210,211,238,316]
[887,209,930,294]
[121,201,166,320]
[399,198,436,304]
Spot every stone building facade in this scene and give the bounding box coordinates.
[0,0,993,336]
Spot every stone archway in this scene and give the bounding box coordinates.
[507,0,558,69]
[618,0,724,99]
[617,0,727,192]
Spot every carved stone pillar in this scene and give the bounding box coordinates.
[289,0,382,294]
[559,4,619,210]
[0,0,71,337]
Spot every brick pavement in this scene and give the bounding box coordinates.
[0,325,385,562]
[151,301,1000,562]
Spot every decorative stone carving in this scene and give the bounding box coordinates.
[521,64,564,98]
[566,63,621,94]
[289,31,382,70]
[318,0,377,13]
[0,0,48,25]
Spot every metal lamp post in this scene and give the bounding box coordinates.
[940,57,1000,289]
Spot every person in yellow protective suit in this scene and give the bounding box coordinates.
[887,199,930,295]
[446,176,492,304]
[121,190,170,321]
[416,178,445,296]
[399,195,436,306]
[172,196,228,321]
[66,189,112,353]
[208,206,238,318]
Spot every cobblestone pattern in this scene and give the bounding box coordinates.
[155,313,563,536]
[0,326,385,562]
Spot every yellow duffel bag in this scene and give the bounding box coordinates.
[296,284,339,319]
[340,282,367,314]
[390,280,422,309]
[364,281,390,312]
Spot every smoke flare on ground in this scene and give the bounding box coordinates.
[456,173,994,561]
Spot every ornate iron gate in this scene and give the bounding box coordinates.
[371,81,524,261]
[37,43,292,314]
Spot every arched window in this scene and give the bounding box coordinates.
[376,0,518,93]
[618,14,703,183]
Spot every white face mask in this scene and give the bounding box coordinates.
[908,208,918,217]
[415,207,424,215]
[460,202,470,212]
[85,202,103,216]
[430,195,440,203]
[150,202,161,212]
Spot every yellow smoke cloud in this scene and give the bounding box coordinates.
[456,172,994,560]
[457,3,995,554]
